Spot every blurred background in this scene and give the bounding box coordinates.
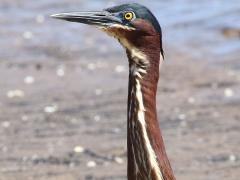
[0,0,240,179]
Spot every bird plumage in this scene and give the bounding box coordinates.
[52,3,175,180]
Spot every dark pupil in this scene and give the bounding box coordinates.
[126,14,131,18]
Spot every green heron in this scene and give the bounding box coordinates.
[52,3,175,180]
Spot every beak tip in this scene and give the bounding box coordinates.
[50,14,57,19]
[50,13,64,19]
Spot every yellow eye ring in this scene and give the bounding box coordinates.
[124,12,134,21]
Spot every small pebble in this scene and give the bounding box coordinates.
[2,121,10,128]
[69,162,76,168]
[87,63,96,70]
[21,115,29,122]
[227,70,235,77]
[31,154,39,161]
[94,115,101,122]
[115,65,126,73]
[224,88,234,97]
[2,146,8,153]
[95,89,102,96]
[57,68,65,77]
[229,155,237,162]
[23,31,33,40]
[178,114,186,120]
[24,76,35,84]
[114,157,124,164]
[188,97,195,104]
[74,146,85,153]
[70,118,78,124]
[44,105,58,113]
[112,128,121,134]
[36,15,45,24]
[56,65,65,77]
[7,90,25,98]
[87,161,96,168]
[22,156,28,162]
[212,112,220,118]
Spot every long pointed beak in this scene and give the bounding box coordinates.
[51,11,122,27]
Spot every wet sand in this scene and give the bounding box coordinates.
[0,0,240,180]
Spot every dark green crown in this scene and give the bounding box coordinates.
[105,3,162,34]
[105,3,164,58]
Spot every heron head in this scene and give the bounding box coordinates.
[51,3,164,59]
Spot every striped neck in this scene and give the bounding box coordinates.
[126,49,175,180]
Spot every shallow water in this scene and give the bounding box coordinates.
[0,0,239,64]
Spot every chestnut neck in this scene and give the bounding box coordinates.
[126,34,175,180]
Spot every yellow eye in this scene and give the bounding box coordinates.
[124,12,134,21]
